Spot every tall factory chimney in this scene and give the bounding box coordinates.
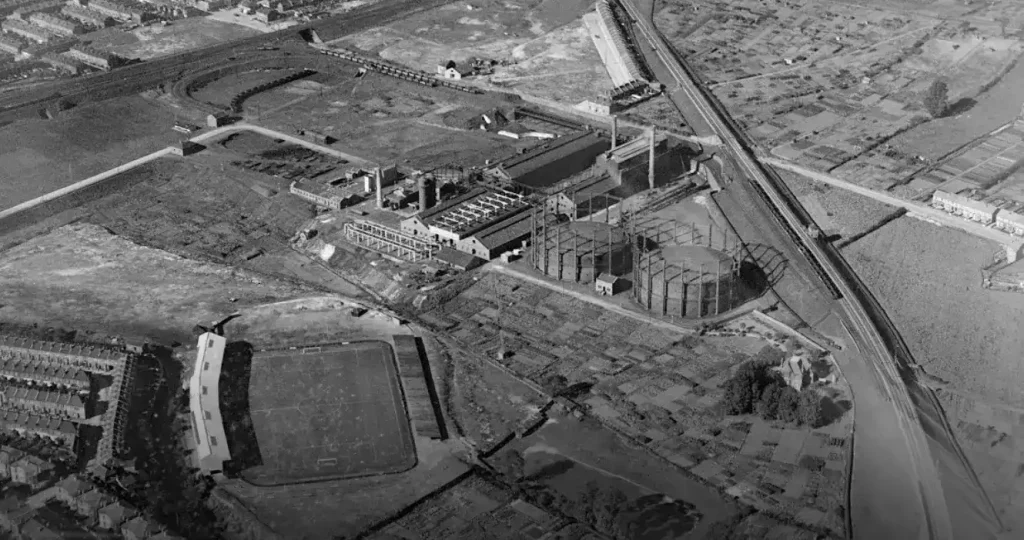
[611,116,618,150]
[435,180,443,206]
[375,168,383,209]
[418,175,435,211]
[648,127,656,190]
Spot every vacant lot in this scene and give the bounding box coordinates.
[0,96,179,212]
[89,17,261,60]
[843,217,1024,406]
[241,341,415,485]
[0,223,309,344]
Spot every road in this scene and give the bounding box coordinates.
[619,0,1000,538]
[0,122,367,220]
[767,157,1023,248]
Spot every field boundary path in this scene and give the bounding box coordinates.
[0,122,373,220]
[766,157,1023,248]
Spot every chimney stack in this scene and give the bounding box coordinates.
[435,179,443,205]
[418,175,435,211]
[648,127,656,190]
[611,115,618,150]
[375,168,383,209]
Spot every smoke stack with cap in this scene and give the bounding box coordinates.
[375,167,383,209]
[648,127,656,190]
[611,115,618,150]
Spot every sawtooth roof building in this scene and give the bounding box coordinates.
[188,332,231,474]
[400,187,533,260]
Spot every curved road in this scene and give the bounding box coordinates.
[620,0,1002,538]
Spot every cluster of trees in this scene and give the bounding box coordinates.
[720,360,822,427]
[924,79,949,118]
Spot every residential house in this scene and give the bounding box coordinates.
[97,500,138,530]
[121,515,162,540]
[55,475,93,504]
[10,455,55,489]
[19,518,60,540]
[254,6,278,22]
[74,489,114,522]
[996,210,1024,237]
[0,495,35,535]
[0,446,25,477]
[436,59,472,80]
[931,190,998,224]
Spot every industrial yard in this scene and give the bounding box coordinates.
[3,0,1024,538]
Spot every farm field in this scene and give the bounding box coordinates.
[658,0,1023,190]
[423,271,851,536]
[238,341,415,485]
[842,215,1024,532]
[0,223,309,344]
[88,17,262,60]
[0,95,181,212]
[774,167,904,246]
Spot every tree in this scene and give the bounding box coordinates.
[797,388,822,427]
[777,386,801,423]
[541,374,569,395]
[756,382,783,420]
[721,366,757,415]
[924,79,949,118]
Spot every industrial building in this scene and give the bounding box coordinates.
[188,332,231,475]
[67,45,120,70]
[40,51,84,74]
[931,190,999,224]
[289,180,356,210]
[29,12,83,36]
[400,187,532,260]
[344,220,436,261]
[596,129,683,192]
[1,18,58,43]
[61,4,114,27]
[88,0,155,22]
[489,130,610,190]
[544,174,620,219]
[632,221,749,318]
[9,0,63,19]
[588,0,645,87]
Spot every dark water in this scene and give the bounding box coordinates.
[617,494,702,540]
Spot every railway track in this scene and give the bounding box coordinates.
[616,0,961,538]
[0,0,457,119]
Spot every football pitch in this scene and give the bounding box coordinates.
[241,340,416,485]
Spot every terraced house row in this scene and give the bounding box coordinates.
[2,386,86,419]
[0,335,128,374]
[29,12,85,36]
[0,409,76,446]
[0,358,90,390]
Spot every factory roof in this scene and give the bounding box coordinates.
[468,208,533,250]
[565,175,617,203]
[433,247,484,271]
[497,131,605,181]
[609,132,667,162]
[418,187,530,237]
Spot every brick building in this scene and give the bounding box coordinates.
[97,501,137,530]
[489,131,610,191]
[29,13,84,36]
[61,4,114,27]
[1,18,58,43]
[996,209,1024,236]
[9,455,53,489]
[67,44,119,69]
[2,386,86,419]
[0,410,77,446]
[400,187,532,260]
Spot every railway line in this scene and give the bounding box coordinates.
[0,0,457,121]
[616,0,971,538]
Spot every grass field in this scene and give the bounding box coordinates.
[241,341,415,485]
[0,96,181,212]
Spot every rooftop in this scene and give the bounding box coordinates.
[470,208,533,251]
[997,210,1024,227]
[497,131,607,182]
[433,247,484,270]
[0,335,126,361]
[933,190,999,214]
[417,187,529,237]
[609,132,668,162]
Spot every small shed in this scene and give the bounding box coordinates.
[206,113,231,128]
[595,274,624,296]
[171,141,204,157]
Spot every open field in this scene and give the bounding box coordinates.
[88,17,262,60]
[240,341,415,485]
[659,0,1023,190]
[774,167,904,246]
[843,217,1024,406]
[842,216,1024,533]
[244,66,534,169]
[0,96,181,212]
[0,223,309,344]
